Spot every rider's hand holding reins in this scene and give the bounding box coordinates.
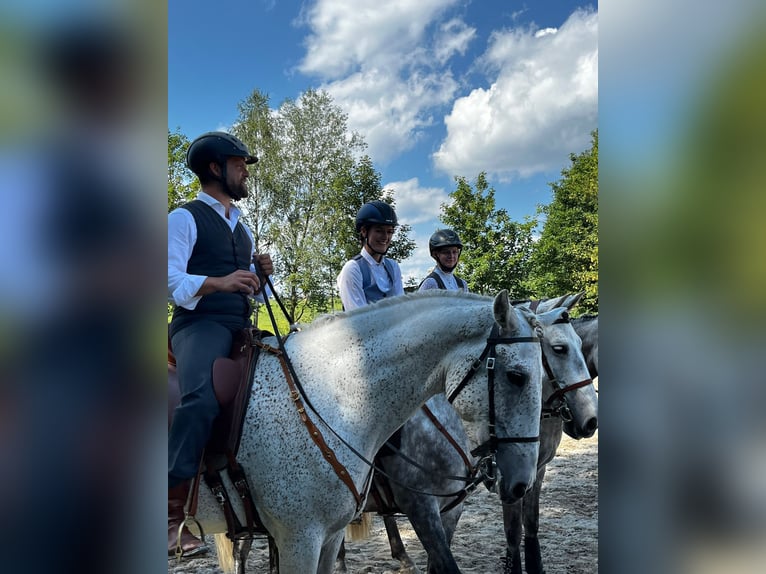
[197,269,261,296]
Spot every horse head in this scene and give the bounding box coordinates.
[449,291,544,504]
[535,305,598,439]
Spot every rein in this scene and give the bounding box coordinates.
[448,325,541,457]
[257,275,370,511]
[258,282,539,508]
[538,312,595,421]
[367,323,542,505]
[363,324,543,505]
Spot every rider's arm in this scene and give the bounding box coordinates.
[418,276,438,292]
[168,208,207,310]
[337,259,367,310]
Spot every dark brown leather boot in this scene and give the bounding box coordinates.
[168,481,208,557]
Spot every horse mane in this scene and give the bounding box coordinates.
[305,291,491,332]
[572,313,598,322]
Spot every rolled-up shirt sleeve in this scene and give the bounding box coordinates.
[168,209,206,310]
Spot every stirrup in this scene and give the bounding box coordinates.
[175,514,207,561]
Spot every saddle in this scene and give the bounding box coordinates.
[168,327,272,542]
[168,327,268,467]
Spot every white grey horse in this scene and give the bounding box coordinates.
[502,295,598,574]
[571,314,598,379]
[190,290,544,574]
[337,305,593,574]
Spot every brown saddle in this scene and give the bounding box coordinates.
[168,328,267,468]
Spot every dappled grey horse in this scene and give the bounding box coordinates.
[335,305,591,574]
[572,314,598,378]
[502,296,598,574]
[190,290,542,574]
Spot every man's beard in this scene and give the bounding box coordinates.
[226,179,249,201]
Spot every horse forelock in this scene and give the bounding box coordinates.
[516,305,544,339]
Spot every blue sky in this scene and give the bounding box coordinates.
[169,0,598,282]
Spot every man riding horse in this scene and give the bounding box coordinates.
[167,131,273,557]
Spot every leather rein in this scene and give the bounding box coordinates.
[539,314,594,422]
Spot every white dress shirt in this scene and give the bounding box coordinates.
[418,266,469,292]
[337,249,404,311]
[168,192,265,310]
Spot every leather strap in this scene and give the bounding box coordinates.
[420,404,473,473]
[257,340,363,510]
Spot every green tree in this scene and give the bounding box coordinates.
[230,89,414,319]
[323,157,416,308]
[168,128,198,212]
[232,90,281,254]
[441,173,537,297]
[529,130,598,312]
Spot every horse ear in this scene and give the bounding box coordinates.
[564,292,585,311]
[494,289,520,332]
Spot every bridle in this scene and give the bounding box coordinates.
[448,323,541,453]
[539,315,594,422]
[373,322,542,506]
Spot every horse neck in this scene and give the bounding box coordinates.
[303,294,494,451]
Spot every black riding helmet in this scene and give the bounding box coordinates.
[355,201,398,233]
[186,131,258,179]
[429,229,463,256]
[186,131,257,200]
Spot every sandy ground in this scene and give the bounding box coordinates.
[168,431,597,573]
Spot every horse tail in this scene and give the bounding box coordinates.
[215,533,235,574]
[345,511,373,541]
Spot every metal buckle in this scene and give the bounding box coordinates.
[486,357,495,370]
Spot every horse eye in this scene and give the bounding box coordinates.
[505,370,526,387]
[551,345,567,354]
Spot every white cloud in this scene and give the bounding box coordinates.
[384,177,448,226]
[324,69,458,163]
[298,0,459,78]
[434,18,476,65]
[432,8,598,180]
[297,0,467,164]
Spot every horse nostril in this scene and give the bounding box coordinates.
[512,482,527,500]
[585,417,598,433]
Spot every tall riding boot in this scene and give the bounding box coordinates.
[168,481,208,557]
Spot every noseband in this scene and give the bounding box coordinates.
[448,324,541,459]
[540,315,594,421]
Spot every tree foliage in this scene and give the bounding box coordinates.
[228,88,414,319]
[529,130,598,312]
[168,128,198,212]
[440,173,537,297]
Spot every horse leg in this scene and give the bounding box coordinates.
[405,501,460,574]
[428,503,464,574]
[232,537,253,574]
[502,500,524,574]
[383,515,420,573]
[272,531,321,574]
[268,536,279,574]
[333,538,347,573]
[522,467,548,574]
[317,531,346,574]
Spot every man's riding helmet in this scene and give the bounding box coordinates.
[429,229,463,256]
[186,131,257,179]
[355,201,398,233]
